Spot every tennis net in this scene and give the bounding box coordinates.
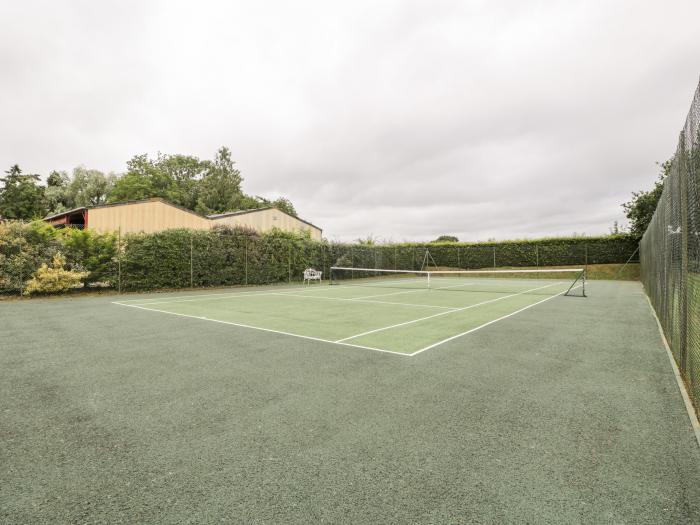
[329,267,586,297]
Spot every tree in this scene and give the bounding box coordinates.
[68,167,116,208]
[622,160,671,237]
[254,196,297,216]
[107,146,299,218]
[158,154,207,209]
[433,235,459,242]
[45,168,116,214]
[109,154,169,203]
[45,170,70,214]
[195,147,244,214]
[0,165,47,220]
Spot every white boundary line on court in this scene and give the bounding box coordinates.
[269,292,458,310]
[111,282,575,358]
[114,279,435,307]
[335,282,563,343]
[407,287,579,356]
[112,302,411,357]
[351,281,476,300]
[644,294,700,447]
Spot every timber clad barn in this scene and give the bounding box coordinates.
[44,198,323,240]
[208,208,322,239]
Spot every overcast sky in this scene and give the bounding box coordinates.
[1,1,699,241]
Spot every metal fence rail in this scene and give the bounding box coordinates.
[641,78,700,416]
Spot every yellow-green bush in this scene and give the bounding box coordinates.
[24,253,88,295]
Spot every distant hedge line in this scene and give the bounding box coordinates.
[0,221,639,294]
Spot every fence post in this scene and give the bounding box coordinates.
[18,220,23,297]
[244,238,248,286]
[288,242,292,283]
[117,227,122,294]
[679,132,690,372]
[535,245,539,268]
[493,246,496,268]
[190,234,194,288]
[457,246,461,269]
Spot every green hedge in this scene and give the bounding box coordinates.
[0,222,639,294]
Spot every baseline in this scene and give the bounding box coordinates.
[112,302,410,357]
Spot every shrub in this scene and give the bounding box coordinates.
[24,253,89,295]
[60,228,117,284]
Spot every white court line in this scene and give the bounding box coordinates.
[115,278,431,307]
[352,288,433,300]
[112,302,411,357]
[116,286,310,304]
[335,282,563,343]
[269,292,458,310]
[114,283,350,307]
[351,281,476,300]
[408,286,581,356]
[644,294,700,447]
[117,277,454,307]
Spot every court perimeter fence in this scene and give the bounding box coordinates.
[0,223,638,295]
[640,79,700,416]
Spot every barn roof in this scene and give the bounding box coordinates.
[44,198,209,221]
[44,198,322,232]
[207,207,322,231]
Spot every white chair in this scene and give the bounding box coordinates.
[303,268,323,284]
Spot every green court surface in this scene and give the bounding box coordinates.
[1,280,699,524]
[113,275,583,356]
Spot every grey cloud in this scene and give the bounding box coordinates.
[1,0,699,241]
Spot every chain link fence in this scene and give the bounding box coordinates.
[641,79,700,416]
[1,224,640,296]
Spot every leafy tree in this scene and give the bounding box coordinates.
[109,154,168,203]
[46,170,67,187]
[254,196,297,216]
[622,160,671,237]
[68,167,116,207]
[106,146,299,218]
[45,168,116,214]
[0,165,47,220]
[195,147,244,214]
[45,170,70,214]
[111,152,208,210]
[433,235,459,242]
[159,154,207,209]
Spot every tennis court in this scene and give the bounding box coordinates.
[113,268,586,356]
[3,278,700,523]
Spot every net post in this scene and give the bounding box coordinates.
[564,268,587,297]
